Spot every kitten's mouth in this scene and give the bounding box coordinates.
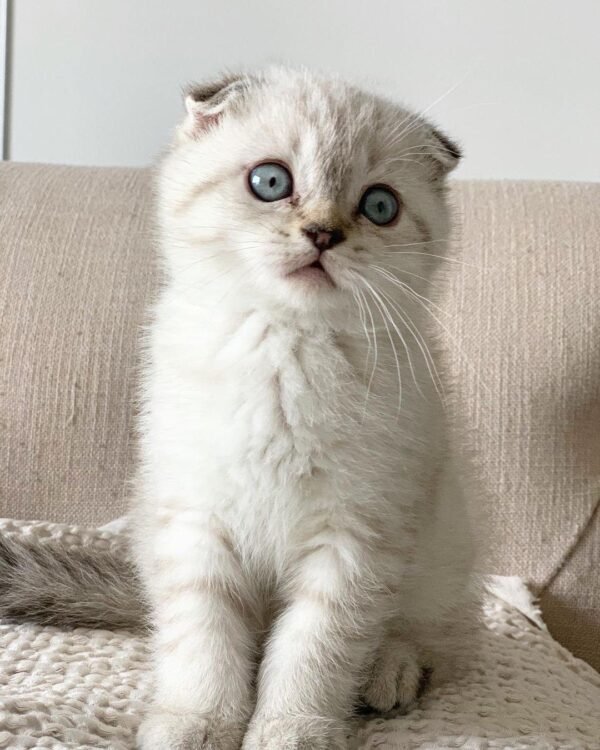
[288,257,334,287]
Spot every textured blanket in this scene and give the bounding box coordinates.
[0,519,599,750]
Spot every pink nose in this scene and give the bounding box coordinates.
[302,225,346,252]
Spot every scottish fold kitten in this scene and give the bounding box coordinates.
[0,67,475,750]
[133,67,474,750]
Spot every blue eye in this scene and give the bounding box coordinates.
[248,162,293,202]
[359,185,400,226]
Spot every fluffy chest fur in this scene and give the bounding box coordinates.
[140,294,435,578]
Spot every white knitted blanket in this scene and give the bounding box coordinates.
[1,519,599,750]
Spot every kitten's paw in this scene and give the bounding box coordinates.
[361,640,427,713]
[242,716,347,750]
[137,710,243,750]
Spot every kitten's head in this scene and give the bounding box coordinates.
[158,67,460,327]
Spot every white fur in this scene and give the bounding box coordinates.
[133,67,474,750]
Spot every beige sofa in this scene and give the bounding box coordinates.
[1,162,599,672]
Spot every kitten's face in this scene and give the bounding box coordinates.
[159,69,459,326]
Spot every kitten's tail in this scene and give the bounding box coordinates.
[0,535,146,630]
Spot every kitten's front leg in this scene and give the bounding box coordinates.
[136,517,256,750]
[243,540,384,750]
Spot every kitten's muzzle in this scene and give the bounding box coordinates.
[302,224,346,253]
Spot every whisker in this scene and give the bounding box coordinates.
[378,270,490,394]
[368,272,444,400]
[352,287,374,384]
[362,282,403,413]
[380,147,453,166]
[361,275,424,402]
[374,260,443,290]
[382,73,471,166]
[368,265,452,318]
[350,276,379,418]
[380,239,450,249]
[375,157,428,170]
[386,75,467,147]
[382,250,478,269]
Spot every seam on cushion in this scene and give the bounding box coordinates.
[541,493,600,594]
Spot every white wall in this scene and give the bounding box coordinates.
[7,0,600,180]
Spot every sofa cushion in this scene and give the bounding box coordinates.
[1,519,599,750]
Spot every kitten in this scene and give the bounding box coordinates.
[0,67,475,750]
[133,67,474,750]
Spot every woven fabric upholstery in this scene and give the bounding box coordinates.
[0,163,157,524]
[1,163,599,669]
[440,181,600,670]
[1,519,599,750]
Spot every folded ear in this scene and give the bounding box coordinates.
[425,125,462,177]
[179,74,249,139]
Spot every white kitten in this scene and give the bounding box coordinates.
[131,67,475,750]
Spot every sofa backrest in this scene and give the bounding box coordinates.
[1,164,156,523]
